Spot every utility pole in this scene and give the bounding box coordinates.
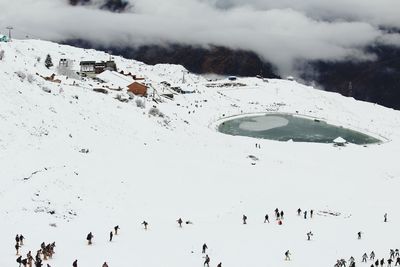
[6,26,13,40]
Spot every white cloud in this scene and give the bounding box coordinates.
[0,0,399,75]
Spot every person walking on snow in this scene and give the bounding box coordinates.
[114,225,119,235]
[204,255,210,267]
[310,210,314,218]
[391,249,396,259]
[362,253,368,262]
[395,257,400,266]
[102,262,109,267]
[242,215,247,224]
[177,218,183,227]
[380,258,385,267]
[264,214,269,223]
[280,210,284,219]
[217,263,222,267]
[19,235,25,246]
[15,242,20,255]
[202,243,208,254]
[388,258,393,267]
[285,250,291,261]
[72,260,78,267]
[384,213,388,222]
[109,231,113,242]
[142,221,148,230]
[307,231,313,241]
[395,249,399,257]
[370,251,375,260]
[86,232,94,245]
[297,208,301,216]
[357,231,362,239]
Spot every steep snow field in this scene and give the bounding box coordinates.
[1,39,400,267]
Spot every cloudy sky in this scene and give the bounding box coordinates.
[1,0,400,74]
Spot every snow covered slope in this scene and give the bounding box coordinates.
[1,39,400,267]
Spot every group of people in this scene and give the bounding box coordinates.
[15,236,56,267]
[335,249,400,267]
[202,243,222,267]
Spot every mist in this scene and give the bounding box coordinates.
[1,0,400,75]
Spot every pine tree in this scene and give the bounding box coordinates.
[45,54,53,68]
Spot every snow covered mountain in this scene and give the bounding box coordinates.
[1,39,400,267]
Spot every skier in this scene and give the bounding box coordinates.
[142,221,148,230]
[307,231,313,241]
[86,232,94,245]
[114,225,119,235]
[102,262,109,267]
[202,243,208,254]
[304,211,307,219]
[297,208,301,216]
[362,253,368,262]
[72,259,78,267]
[177,218,183,227]
[264,214,269,223]
[204,254,210,267]
[384,213,388,222]
[370,251,375,260]
[15,242,20,255]
[285,250,291,261]
[109,231,113,242]
[242,215,247,224]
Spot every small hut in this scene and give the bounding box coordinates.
[127,82,148,96]
[333,137,347,146]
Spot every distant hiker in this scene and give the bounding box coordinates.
[142,221,148,230]
[375,259,379,267]
[384,213,388,222]
[275,208,279,219]
[242,215,247,224]
[17,256,22,267]
[370,251,375,260]
[86,232,94,245]
[304,211,307,219]
[102,262,109,267]
[20,235,25,246]
[396,249,400,257]
[310,210,314,218]
[391,249,396,259]
[280,210,284,219]
[388,258,393,267]
[16,235,20,244]
[22,258,28,267]
[217,263,222,267]
[27,251,33,267]
[380,258,385,267]
[114,225,119,235]
[35,258,42,267]
[264,214,269,223]
[395,257,400,266]
[177,218,183,227]
[202,243,208,254]
[357,232,362,239]
[297,208,301,216]
[285,250,291,261]
[204,254,210,267]
[72,259,78,267]
[349,256,355,263]
[307,231,313,241]
[15,242,20,255]
[362,253,368,262]
[109,231,113,242]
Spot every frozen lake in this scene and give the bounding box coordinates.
[218,114,381,144]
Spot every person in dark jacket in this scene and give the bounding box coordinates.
[142,221,148,230]
[204,255,210,267]
[217,263,222,267]
[242,215,247,224]
[15,242,20,255]
[202,243,208,254]
[114,225,119,235]
[72,259,78,267]
[264,214,269,223]
[109,231,113,242]
[297,208,301,216]
[102,262,109,267]
[86,232,94,245]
